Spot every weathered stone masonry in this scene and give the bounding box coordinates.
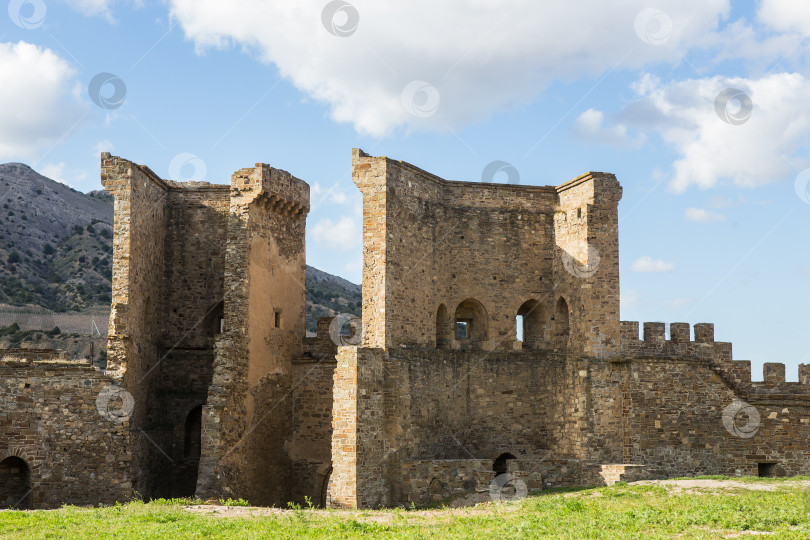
[328,150,810,508]
[0,350,132,509]
[2,148,809,510]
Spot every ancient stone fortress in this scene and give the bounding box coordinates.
[1,149,809,510]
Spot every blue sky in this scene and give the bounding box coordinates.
[2,1,809,379]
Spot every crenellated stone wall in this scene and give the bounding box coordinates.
[331,150,810,509]
[6,148,810,512]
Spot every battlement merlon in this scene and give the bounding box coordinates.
[230,163,310,216]
[618,321,810,386]
[620,321,732,362]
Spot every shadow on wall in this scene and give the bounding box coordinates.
[0,456,30,509]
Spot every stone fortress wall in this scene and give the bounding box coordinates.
[350,148,621,357]
[1,148,808,510]
[328,150,810,508]
[0,350,132,509]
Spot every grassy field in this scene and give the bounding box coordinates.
[1,478,809,539]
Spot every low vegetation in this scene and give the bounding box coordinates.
[1,478,809,538]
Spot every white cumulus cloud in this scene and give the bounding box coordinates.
[168,0,730,136]
[758,0,810,36]
[574,108,643,148]
[310,215,360,251]
[0,41,88,160]
[684,207,726,223]
[631,256,675,273]
[618,72,810,192]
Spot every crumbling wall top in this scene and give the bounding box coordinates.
[230,163,309,215]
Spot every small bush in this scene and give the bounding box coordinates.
[219,498,250,507]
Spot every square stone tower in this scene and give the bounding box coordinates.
[328,149,622,509]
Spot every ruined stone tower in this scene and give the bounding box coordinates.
[99,154,319,504]
[2,149,809,510]
[326,149,810,509]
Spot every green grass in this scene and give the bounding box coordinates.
[1,479,809,539]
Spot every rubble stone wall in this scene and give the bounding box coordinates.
[0,358,133,509]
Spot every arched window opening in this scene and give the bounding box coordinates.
[0,456,31,509]
[203,301,225,337]
[553,297,570,349]
[454,299,489,350]
[319,466,333,508]
[184,406,203,460]
[516,300,546,350]
[493,452,517,477]
[436,304,451,350]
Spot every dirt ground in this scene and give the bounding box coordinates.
[184,478,810,520]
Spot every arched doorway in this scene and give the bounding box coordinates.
[319,466,333,508]
[0,456,31,509]
[436,304,451,350]
[553,297,570,349]
[173,405,202,497]
[516,300,546,349]
[454,299,488,350]
[184,406,202,460]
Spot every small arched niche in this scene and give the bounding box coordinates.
[0,456,31,509]
[516,299,546,350]
[435,304,451,350]
[454,298,488,350]
[493,452,517,477]
[553,297,570,349]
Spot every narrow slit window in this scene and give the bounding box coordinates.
[274,310,282,329]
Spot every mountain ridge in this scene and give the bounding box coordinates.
[0,162,361,336]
